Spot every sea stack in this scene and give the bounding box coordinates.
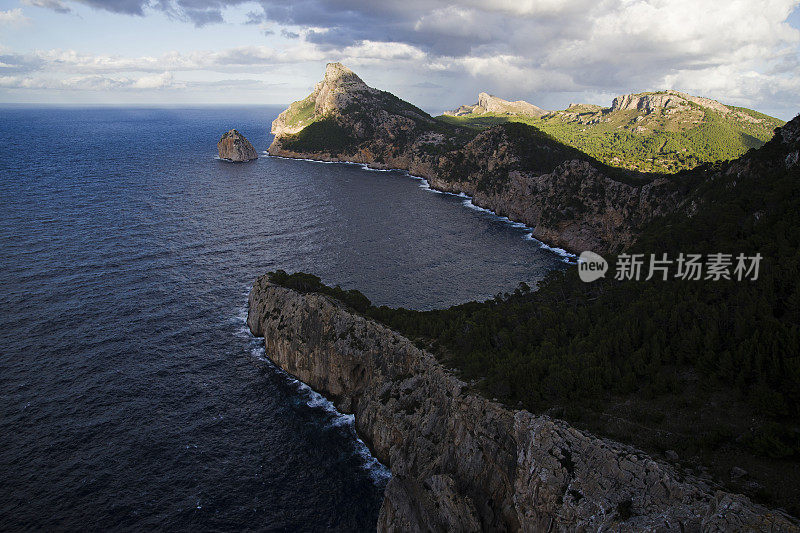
[217,129,258,162]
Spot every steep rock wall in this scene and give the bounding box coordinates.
[247,278,798,532]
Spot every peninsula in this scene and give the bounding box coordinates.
[259,63,800,529]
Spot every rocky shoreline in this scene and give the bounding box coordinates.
[268,153,576,260]
[267,63,683,255]
[247,278,798,532]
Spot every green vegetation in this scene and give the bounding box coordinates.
[269,124,800,512]
[438,107,783,173]
[268,270,371,313]
[282,96,316,130]
[279,117,359,155]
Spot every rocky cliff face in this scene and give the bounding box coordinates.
[248,279,798,532]
[444,92,547,117]
[268,64,679,254]
[609,90,766,124]
[218,129,258,162]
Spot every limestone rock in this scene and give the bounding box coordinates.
[609,89,754,119]
[270,62,381,138]
[247,281,799,532]
[217,129,258,162]
[444,92,547,117]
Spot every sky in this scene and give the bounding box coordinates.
[0,0,798,119]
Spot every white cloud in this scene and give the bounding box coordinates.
[21,44,324,74]
[0,8,30,25]
[340,41,427,62]
[0,71,184,90]
[1,0,798,117]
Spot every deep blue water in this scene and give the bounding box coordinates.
[0,107,566,531]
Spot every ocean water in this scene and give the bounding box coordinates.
[0,107,566,531]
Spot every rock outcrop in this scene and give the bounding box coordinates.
[610,90,731,115]
[248,279,799,532]
[218,129,258,162]
[444,92,547,117]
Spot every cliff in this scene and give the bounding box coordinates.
[218,129,258,162]
[248,278,799,532]
[268,63,681,254]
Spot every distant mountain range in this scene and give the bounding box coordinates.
[440,90,784,172]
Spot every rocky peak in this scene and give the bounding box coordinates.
[312,62,376,117]
[270,62,382,137]
[217,129,258,162]
[611,90,731,115]
[445,92,546,117]
[779,114,800,169]
[779,114,800,146]
[321,62,369,92]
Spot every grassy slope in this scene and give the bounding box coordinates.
[439,106,784,173]
[281,95,316,130]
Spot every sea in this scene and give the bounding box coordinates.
[0,106,568,531]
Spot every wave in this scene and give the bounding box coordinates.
[405,173,576,263]
[234,306,392,485]
[267,154,578,263]
[523,233,574,260]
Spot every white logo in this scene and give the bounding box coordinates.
[578,251,608,282]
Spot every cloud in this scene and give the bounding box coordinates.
[0,8,30,25]
[340,40,426,62]
[0,43,323,75]
[21,0,72,14]
[73,0,149,16]
[3,0,799,116]
[0,71,183,90]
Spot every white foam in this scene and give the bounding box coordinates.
[291,376,391,484]
[524,233,575,261]
[267,155,578,262]
[235,304,391,484]
[398,169,577,263]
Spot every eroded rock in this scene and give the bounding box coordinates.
[218,129,258,162]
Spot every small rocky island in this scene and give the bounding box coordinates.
[217,129,258,162]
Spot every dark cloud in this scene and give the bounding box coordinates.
[182,6,223,25]
[281,29,299,39]
[75,0,149,15]
[21,0,73,14]
[243,9,263,24]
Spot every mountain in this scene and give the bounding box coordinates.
[364,112,800,518]
[443,91,547,117]
[265,106,800,523]
[264,62,800,524]
[269,63,687,254]
[440,89,784,173]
